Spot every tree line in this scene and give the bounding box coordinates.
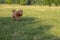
[0,0,60,6]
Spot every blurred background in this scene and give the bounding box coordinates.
[0,0,60,6]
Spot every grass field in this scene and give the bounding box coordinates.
[0,4,60,40]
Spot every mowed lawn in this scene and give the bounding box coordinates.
[0,5,60,40]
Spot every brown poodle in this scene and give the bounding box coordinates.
[12,9,23,21]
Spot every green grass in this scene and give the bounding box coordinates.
[0,5,60,40]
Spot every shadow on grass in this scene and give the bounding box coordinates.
[0,17,60,40]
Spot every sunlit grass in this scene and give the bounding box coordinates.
[0,4,60,40]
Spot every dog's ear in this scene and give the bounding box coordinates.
[19,9,23,12]
[12,9,16,13]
